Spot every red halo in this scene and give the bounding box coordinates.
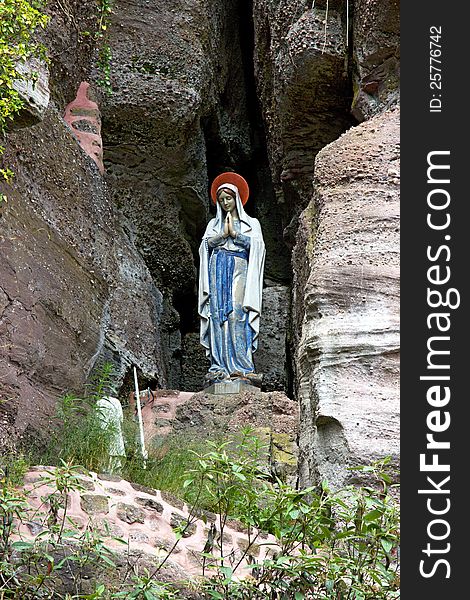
[210,172,250,205]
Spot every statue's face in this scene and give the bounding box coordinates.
[217,189,236,212]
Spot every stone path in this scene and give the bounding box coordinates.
[17,466,279,580]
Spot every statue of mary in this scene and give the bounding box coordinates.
[198,173,265,386]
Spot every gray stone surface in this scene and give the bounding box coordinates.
[181,332,210,392]
[172,389,299,486]
[116,502,146,524]
[0,106,167,449]
[351,0,400,121]
[12,59,50,128]
[253,0,354,221]
[135,497,164,514]
[80,494,109,515]
[255,285,290,391]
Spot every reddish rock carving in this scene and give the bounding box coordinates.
[64,82,104,174]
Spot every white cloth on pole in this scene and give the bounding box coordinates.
[96,396,126,460]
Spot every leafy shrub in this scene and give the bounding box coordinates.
[184,438,400,599]
[3,428,399,599]
[0,0,49,132]
[0,0,49,205]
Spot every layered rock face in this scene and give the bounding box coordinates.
[351,0,400,121]
[255,285,291,392]
[252,0,354,227]
[0,108,166,450]
[1,0,399,490]
[0,0,292,451]
[251,0,400,488]
[293,108,400,489]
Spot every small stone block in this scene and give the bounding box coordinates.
[104,487,126,496]
[129,530,150,544]
[80,494,109,515]
[154,536,178,552]
[194,508,217,523]
[97,473,122,482]
[76,478,96,491]
[237,538,261,557]
[135,497,164,513]
[205,381,259,395]
[130,482,157,495]
[170,513,197,538]
[26,521,46,536]
[116,503,146,524]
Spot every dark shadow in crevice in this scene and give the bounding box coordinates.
[119,365,158,409]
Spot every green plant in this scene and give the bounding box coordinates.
[38,461,88,540]
[3,424,399,598]
[0,453,30,487]
[181,437,399,599]
[121,431,218,507]
[86,360,117,403]
[0,477,35,596]
[111,571,177,599]
[0,0,49,131]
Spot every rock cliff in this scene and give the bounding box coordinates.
[1,0,399,489]
[0,107,166,450]
[249,0,400,488]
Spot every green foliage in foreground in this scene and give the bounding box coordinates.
[3,425,400,599]
[181,441,399,599]
[0,0,48,132]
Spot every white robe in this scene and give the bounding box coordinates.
[198,184,265,372]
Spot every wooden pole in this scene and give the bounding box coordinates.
[133,366,148,466]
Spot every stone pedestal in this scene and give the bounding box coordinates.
[204,380,259,395]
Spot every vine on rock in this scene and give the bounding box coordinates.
[0,0,49,203]
[95,0,113,94]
